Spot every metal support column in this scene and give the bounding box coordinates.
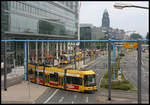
[74,42,77,69]
[83,41,86,65]
[108,40,111,100]
[28,42,30,63]
[137,40,142,104]
[60,42,62,55]
[4,41,7,91]
[47,41,49,56]
[24,41,28,81]
[14,41,16,68]
[64,42,66,54]
[36,41,38,63]
[68,42,70,54]
[56,42,58,59]
[42,42,44,64]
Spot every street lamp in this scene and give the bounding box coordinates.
[114,3,149,9]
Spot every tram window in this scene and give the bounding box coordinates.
[39,72,43,78]
[28,69,33,74]
[50,73,58,82]
[35,71,37,76]
[61,56,67,61]
[66,76,82,85]
[72,77,82,85]
[66,76,72,84]
[84,75,96,86]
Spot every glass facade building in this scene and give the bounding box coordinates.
[80,24,93,49]
[1,1,79,40]
[1,1,79,65]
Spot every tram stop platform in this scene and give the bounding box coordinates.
[1,81,48,104]
[1,66,47,103]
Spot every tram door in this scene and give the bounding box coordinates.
[59,77,64,89]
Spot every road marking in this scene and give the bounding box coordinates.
[44,89,59,103]
[86,97,88,103]
[58,97,64,103]
[72,101,74,104]
[74,95,77,99]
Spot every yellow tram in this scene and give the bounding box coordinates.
[28,64,97,93]
[86,50,95,56]
[60,52,83,65]
[60,54,74,64]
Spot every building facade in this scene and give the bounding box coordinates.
[1,1,79,66]
[80,24,93,49]
[2,1,79,40]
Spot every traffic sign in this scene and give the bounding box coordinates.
[123,42,138,49]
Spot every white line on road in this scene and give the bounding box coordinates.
[74,95,77,99]
[44,89,59,103]
[58,97,64,103]
[86,97,88,103]
[72,101,74,104]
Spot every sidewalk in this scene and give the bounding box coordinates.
[1,66,24,89]
[1,81,48,104]
[1,66,48,104]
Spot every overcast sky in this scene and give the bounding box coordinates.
[80,1,149,38]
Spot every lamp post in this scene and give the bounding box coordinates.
[114,3,149,9]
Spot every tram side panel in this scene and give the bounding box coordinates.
[28,64,97,93]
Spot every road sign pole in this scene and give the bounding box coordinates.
[137,40,142,103]
[108,40,111,100]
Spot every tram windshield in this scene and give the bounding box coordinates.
[60,56,67,61]
[84,74,96,86]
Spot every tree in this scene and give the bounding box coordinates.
[130,33,143,40]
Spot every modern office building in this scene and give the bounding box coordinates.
[80,24,93,49]
[2,1,79,40]
[1,1,79,66]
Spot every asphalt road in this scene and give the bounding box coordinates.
[120,50,149,97]
[35,50,149,103]
[35,55,108,104]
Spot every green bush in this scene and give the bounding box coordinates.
[119,53,125,56]
[119,84,130,90]
[122,80,129,84]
